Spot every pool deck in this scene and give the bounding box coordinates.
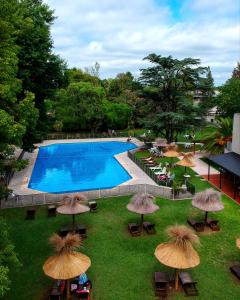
[8,137,157,195]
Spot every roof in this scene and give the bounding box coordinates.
[208,152,240,177]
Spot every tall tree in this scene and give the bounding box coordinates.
[232,62,240,79]
[0,0,21,112]
[53,82,105,132]
[106,72,143,127]
[217,78,240,117]
[140,54,209,142]
[197,67,215,114]
[16,0,67,133]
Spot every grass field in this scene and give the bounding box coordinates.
[2,190,240,300]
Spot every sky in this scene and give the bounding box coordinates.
[44,0,240,85]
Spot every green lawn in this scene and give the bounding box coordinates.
[2,191,240,300]
[135,150,209,192]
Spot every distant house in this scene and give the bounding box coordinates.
[231,113,240,154]
[193,90,219,123]
[207,113,240,197]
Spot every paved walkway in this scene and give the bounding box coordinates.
[190,152,219,175]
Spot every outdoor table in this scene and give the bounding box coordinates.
[183,174,190,185]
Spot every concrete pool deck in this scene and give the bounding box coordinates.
[8,137,157,195]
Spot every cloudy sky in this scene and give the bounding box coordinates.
[44,0,240,85]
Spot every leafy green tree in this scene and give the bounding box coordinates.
[66,68,100,86]
[53,82,105,132]
[140,54,209,142]
[85,62,100,78]
[53,120,63,132]
[0,110,25,154]
[197,67,215,114]
[201,117,233,154]
[217,78,240,117]
[0,217,20,297]
[16,0,67,133]
[18,92,39,150]
[0,0,21,111]
[102,100,132,129]
[232,62,240,78]
[105,72,143,127]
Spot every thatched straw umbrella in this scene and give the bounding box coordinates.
[154,225,200,290]
[127,193,159,226]
[43,233,91,300]
[236,238,240,249]
[155,138,168,148]
[57,195,90,226]
[163,144,180,167]
[192,188,224,224]
[176,153,195,174]
[164,144,179,157]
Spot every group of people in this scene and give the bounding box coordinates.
[70,273,91,298]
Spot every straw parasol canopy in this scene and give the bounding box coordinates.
[176,153,196,173]
[192,188,224,223]
[57,195,90,225]
[163,144,180,158]
[127,193,159,225]
[155,138,168,148]
[236,239,240,249]
[43,233,91,300]
[154,225,200,289]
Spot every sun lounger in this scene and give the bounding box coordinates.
[141,156,154,161]
[230,264,240,280]
[154,272,169,297]
[206,218,220,231]
[75,224,87,238]
[48,280,65,300]
[89,201,98,212]
[187,219,204,232]
[25,207,36,220]
[128,223,141,236]
[145,162,157,167]
[59,227,70,237]
[150,163,162,170]
[143,222,156,234]
[179,272,198,296]
[48,205,56,217]
[155,167,167,175]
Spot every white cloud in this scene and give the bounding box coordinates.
[45,0,240,85]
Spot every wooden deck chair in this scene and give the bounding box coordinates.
[179,272,198,296]
[154,272,169,298]
[128,223,141,236]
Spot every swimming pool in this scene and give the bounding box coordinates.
[28,141,137,193]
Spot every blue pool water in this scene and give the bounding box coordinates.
[28,141,137,193]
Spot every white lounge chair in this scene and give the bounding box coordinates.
[155,167,167,175]
[150,163,162,171]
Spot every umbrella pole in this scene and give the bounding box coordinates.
[204,211,208,225]
[66,279,71,300]
[141,214,144,232]
[175,269,179,290]
[72,214,75,226]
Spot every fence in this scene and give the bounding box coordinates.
[127,150,171,187]
[127,148,196,196]
[46,131,130,140]
[1,182,195,208]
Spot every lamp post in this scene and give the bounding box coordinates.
[191,133,196,155]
